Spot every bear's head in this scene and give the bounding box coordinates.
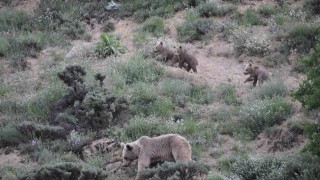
[155,41,164,52]
[175,46,183,56]
[121,143,139,167]
[244,63,253,75]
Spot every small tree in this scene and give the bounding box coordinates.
[291,37,320,110]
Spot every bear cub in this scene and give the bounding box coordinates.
[155,41,176,63]
[121,134,192,180]
[175,46,198,73]
[244,63,269,87]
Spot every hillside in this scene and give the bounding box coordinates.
[1,0,320,179]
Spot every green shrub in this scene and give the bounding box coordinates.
[116,54,164,84]
[291,38,320,110]
[189,84,214,104]
[95,34,125,58]
[284,23,320,54]
[0,9,32,32]
[239,97,293,137]
[140,16,164,37]
[0,36,9,56]
[215,83,241,105]
[301,123,320,157]
[253,78,287,99]
[0,126,25,147]
[211,108,232,122]
[197,2,236,17]
[122,116,178,141]
[21,162,108,180]
[231,26,270,56]
[257,4,277,18]
[304,0,320,15]
[226,154,320,180]
[119,0,205,22]
[139,161,209,180]
[262,52,287,68]
[176,11,214,42]
[102,21,115,32]
[237,9,263,26]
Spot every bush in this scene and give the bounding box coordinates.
[226,154,320,180]
[20,162,108,180]
[176,11,214,42]
[140,16,164,37]
[284,23,320,54]
[0,126,25,147]
[304,0,320,15]
[231,26,270,56]
[119,0,205,22]
[215,83,241,105]
[257,4,277,18]
[301,123,320,157]
[139,161,209,180]
[95,34,125,58]
[253,78,287,99]
[196,2,236,17]
[291,38,320,110]
[239,97,293,137]
[0,36,9,56]
[116,54,164,84]
[262,52,287,68]
[211,108,232,122]
[122,116,178,141]
[237,9,263,26]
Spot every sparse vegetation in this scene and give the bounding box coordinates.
[239,97,293,138]
[215,83,241,105]
[197,2,236,17]
[253,78,287,99]
[176,11,214,42]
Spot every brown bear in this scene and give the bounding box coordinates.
[175,46,198,73]
[121,134,192,180]
[244,63,269,87]
[154,42,176,63]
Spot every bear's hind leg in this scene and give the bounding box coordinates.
[186,65,192,72]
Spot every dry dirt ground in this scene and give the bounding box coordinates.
[0,0,306,174]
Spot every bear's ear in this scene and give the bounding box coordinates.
[249,63,252,66]
[160,41,163,45]
[179,46,182,49]
[126,144,133,151]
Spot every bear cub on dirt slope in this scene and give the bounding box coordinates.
[244,63,269,87]
[155,41,176,63]
[175,46,198,73]
[121,134,192,180]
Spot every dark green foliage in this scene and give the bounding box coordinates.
[257,4,277,18]
[284,23,320,54]
[53,65,129,131]
[0,126,26,147]
[176,14,214,42]
[139,161,209,180]
[226,154,320,180]
[197,2,236,17]
[291,38,320,110]
[304,0,320,15]
[20,162,107,180]
[95,34,125,58]
[140,16,164,37]
[235,9,263,26]
[302,123,320,157]
[15,121,66,140]
[239,97,293,138]
[118,0,205,22]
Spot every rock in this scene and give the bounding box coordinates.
[105,161,122,172]
[83,138,120,157]
[65,44,94,60]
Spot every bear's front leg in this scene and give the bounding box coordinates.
[135,157,151,180]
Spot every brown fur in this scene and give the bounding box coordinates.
[244,64,269,87]
[121,134,192,180]
[155,42,175,63]
[175,46,198,73]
